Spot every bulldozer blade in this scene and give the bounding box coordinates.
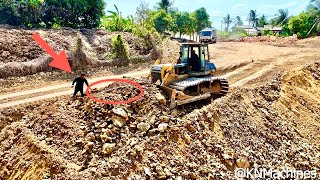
[158,85,175,98]
[158,85,178,109]
[176,93,211,106]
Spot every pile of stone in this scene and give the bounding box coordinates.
[235,35,298,46]
[5,68,319,179]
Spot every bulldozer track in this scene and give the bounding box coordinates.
[219,79,229,96]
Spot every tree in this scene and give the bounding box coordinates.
[0,0,105,28]
[288,12,314,38]
[133,1,156,38]
[307,0,320,35]
[223,14,232,31]
[187,13,196,40]
[192,8,211,41]
[248,10,258,28]
[193,7,211,31]
[156,0,173,13]
[273,9,289,26]
[258,14,268,27]
[176,12,193,37]
[42,0,105,28]
[168,9,180,36]
[0,0,44,27]
[152,9,172,34]
[192,7,211,39]
[135,1,151,26]
[235,16,243,26]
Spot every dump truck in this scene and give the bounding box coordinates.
[199,28,217,44]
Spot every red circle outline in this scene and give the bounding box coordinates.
[85,78,144,104]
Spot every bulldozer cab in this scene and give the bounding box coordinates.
[180,43,211,74]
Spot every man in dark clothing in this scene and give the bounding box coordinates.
[177,52,182,64]
[72,73,89,97]
[190,50,200,71]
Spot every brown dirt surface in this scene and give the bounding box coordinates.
[1,32,320,179]
[219,35,299,47]
[1,63,320,179]
[0,27,178,95]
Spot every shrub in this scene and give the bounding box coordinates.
[217,31,231,38]
[280,23,293,37]
[218,29,247,39]
[263,29,274,36]
[111,34,130,63]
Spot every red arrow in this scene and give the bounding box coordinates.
[32,32,72,73]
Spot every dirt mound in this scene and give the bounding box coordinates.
[0,27,153,78]
[228,36,298,47]
[0,63,319,179]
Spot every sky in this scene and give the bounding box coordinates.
[105,0,310,29]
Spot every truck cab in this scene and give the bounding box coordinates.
[199,28,217,44]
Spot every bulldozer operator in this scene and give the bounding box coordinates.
[189,50,200,71]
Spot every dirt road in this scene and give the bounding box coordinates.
[0,70,149,109]
[1,37,319,109]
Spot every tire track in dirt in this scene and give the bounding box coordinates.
[0,70,149,109]
[2,39,320,109]
[229,53,319,87]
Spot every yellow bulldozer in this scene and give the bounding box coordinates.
[150,43,229,109]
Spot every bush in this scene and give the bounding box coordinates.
[111,34,130,63]
[217,31,231,38]
[263,29,274,36]
[280,23,293,37]
[218,29,247,39]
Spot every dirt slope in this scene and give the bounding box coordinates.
[0,27,148,64]
[0,63,319,179]
[1,37,319,109]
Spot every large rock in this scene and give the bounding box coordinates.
[111,108,128,127]
[156,93,166,105]
[102,143,116,155]
[236,157,250,169]
[111,115,127,127]
[137,122,150,132]
[112,108,128,118]
[158,123,168,132]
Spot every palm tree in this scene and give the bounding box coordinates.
[258,14,267,27]
[235,16,243,26]
[307,0,320,35]
[309,0,320,11]
[157,0,173,13]
[274,9,289,26]
[223,14,232,31]
[248,10,258,28]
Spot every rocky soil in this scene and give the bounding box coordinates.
[0,26,147,64]
[0,27,179,95]
[0,26,179,79]
[0,63,319,179]
[220,35,299,47]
